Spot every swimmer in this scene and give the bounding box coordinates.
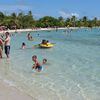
[42,58,47,64]
[21,42,26,49]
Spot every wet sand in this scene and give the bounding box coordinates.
[0,80,34,100]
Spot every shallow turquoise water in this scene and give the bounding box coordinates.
[0,28,100,100]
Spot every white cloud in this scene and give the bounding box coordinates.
[59,11,79,18]
[71,13,79,17]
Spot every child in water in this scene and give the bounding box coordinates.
[42,58,47,64]
[32,55,47,72]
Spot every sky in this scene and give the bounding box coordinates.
[0,0,100,19]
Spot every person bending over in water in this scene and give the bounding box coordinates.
[32,55,42,72]
[32,55,47,72]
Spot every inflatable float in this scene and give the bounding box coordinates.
[39,43,54,48]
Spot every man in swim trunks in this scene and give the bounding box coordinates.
[4,32,11,58]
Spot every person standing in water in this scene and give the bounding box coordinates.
[27,33,32,40]
[0,38,3,58]
[4,32,11,58]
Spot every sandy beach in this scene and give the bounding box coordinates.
[0,27,79,34]
[0,28,57,34]
[0,80,34,100]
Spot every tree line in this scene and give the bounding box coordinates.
[0,11,100,29]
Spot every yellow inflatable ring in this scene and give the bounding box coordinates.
[39,43,54,48]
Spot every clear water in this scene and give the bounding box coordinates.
[0,28,100,100]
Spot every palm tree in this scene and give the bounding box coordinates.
[0,12,5,25]
[58,16,65,27]
[82,16,88,27]
[70,16,77,27]
[10,12,18,29]
[92,17,98,27]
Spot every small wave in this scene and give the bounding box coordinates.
[3,79,16,87]
[77,84,91,100]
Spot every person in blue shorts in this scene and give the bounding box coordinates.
[32,55,43,72]
[4,32,11,58]
[32,55,47,72]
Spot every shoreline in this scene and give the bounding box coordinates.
[0,79,34,100]
[0,26,98,34]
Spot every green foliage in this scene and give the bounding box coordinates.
[0,11,100,29]
[38,16,59,27]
